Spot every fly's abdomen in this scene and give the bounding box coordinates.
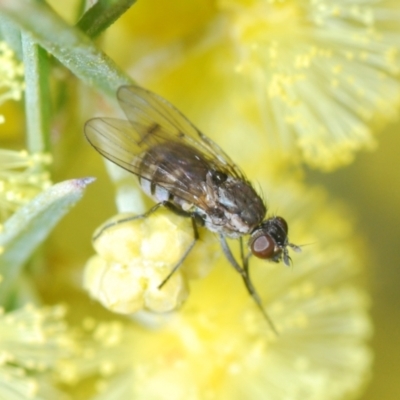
[139,177,171,202]
[137,141,209,212]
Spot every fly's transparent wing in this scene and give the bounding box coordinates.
[85,117,147,173]
[85,85,251,207]
[117,85,246,180]
[85,117,212,206]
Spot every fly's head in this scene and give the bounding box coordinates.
[249,216,301,266]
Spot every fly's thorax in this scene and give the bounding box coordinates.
[135,142,266,238]
[201,170,266,237]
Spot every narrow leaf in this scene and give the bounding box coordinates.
[22,32,51,154]
[0,177,95,303]
[0,0,133,99]
[77,0,137,38]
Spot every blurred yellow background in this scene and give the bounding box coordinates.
[307,121,400,400]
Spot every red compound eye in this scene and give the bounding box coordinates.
[250,234,275,259]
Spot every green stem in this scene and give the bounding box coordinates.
[77,0,136,38]
[0,0,134,101]
[74,0,88,23]
[0,15,22,58]
[21,33,51,155]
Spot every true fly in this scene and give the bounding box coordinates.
[85,85,300,333]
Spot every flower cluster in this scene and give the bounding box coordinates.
[81,182,372,400]
[0,149,52,223]
[120,0,400,170]
[0,304,74,400]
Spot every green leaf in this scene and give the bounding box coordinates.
[0,177,95,304]
[22,32,51,155]
[77,0,137,38]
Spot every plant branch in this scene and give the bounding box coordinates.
[0,0,134,101]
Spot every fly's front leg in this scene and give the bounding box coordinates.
[239,237,252,274]
[219,235,278,335]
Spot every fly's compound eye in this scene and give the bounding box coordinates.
[250,233,280,260]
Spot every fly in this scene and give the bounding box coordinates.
[85,85,300,334]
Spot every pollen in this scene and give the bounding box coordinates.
[0,41,24,108]
[0,149,52,222]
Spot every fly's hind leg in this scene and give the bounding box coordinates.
[92,202,168,242]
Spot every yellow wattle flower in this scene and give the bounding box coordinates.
[0,149,52,223]
[0,41,24,107]
[0,304,75,399]
[109,0,400,170]
[80,180,372,400]
[84,209,192,314]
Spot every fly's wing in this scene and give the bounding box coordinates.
[85,117,209,205]
[85,117,146,173]
[117,85,246,180]
[85,85,249,207]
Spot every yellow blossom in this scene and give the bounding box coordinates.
[84,209,192,314]
[0,41,25,141]
[0,303,74,399]
[0,149,52,222]
[109,0,400,170]
[84,208,218,315]
[0,41,24,111]
[77,181,372,400]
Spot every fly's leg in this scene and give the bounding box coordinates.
[158,217,199,289]
[92,202,168,242]
[239,237,245,270]
[219,235,278,335]
[239,237,252,274]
